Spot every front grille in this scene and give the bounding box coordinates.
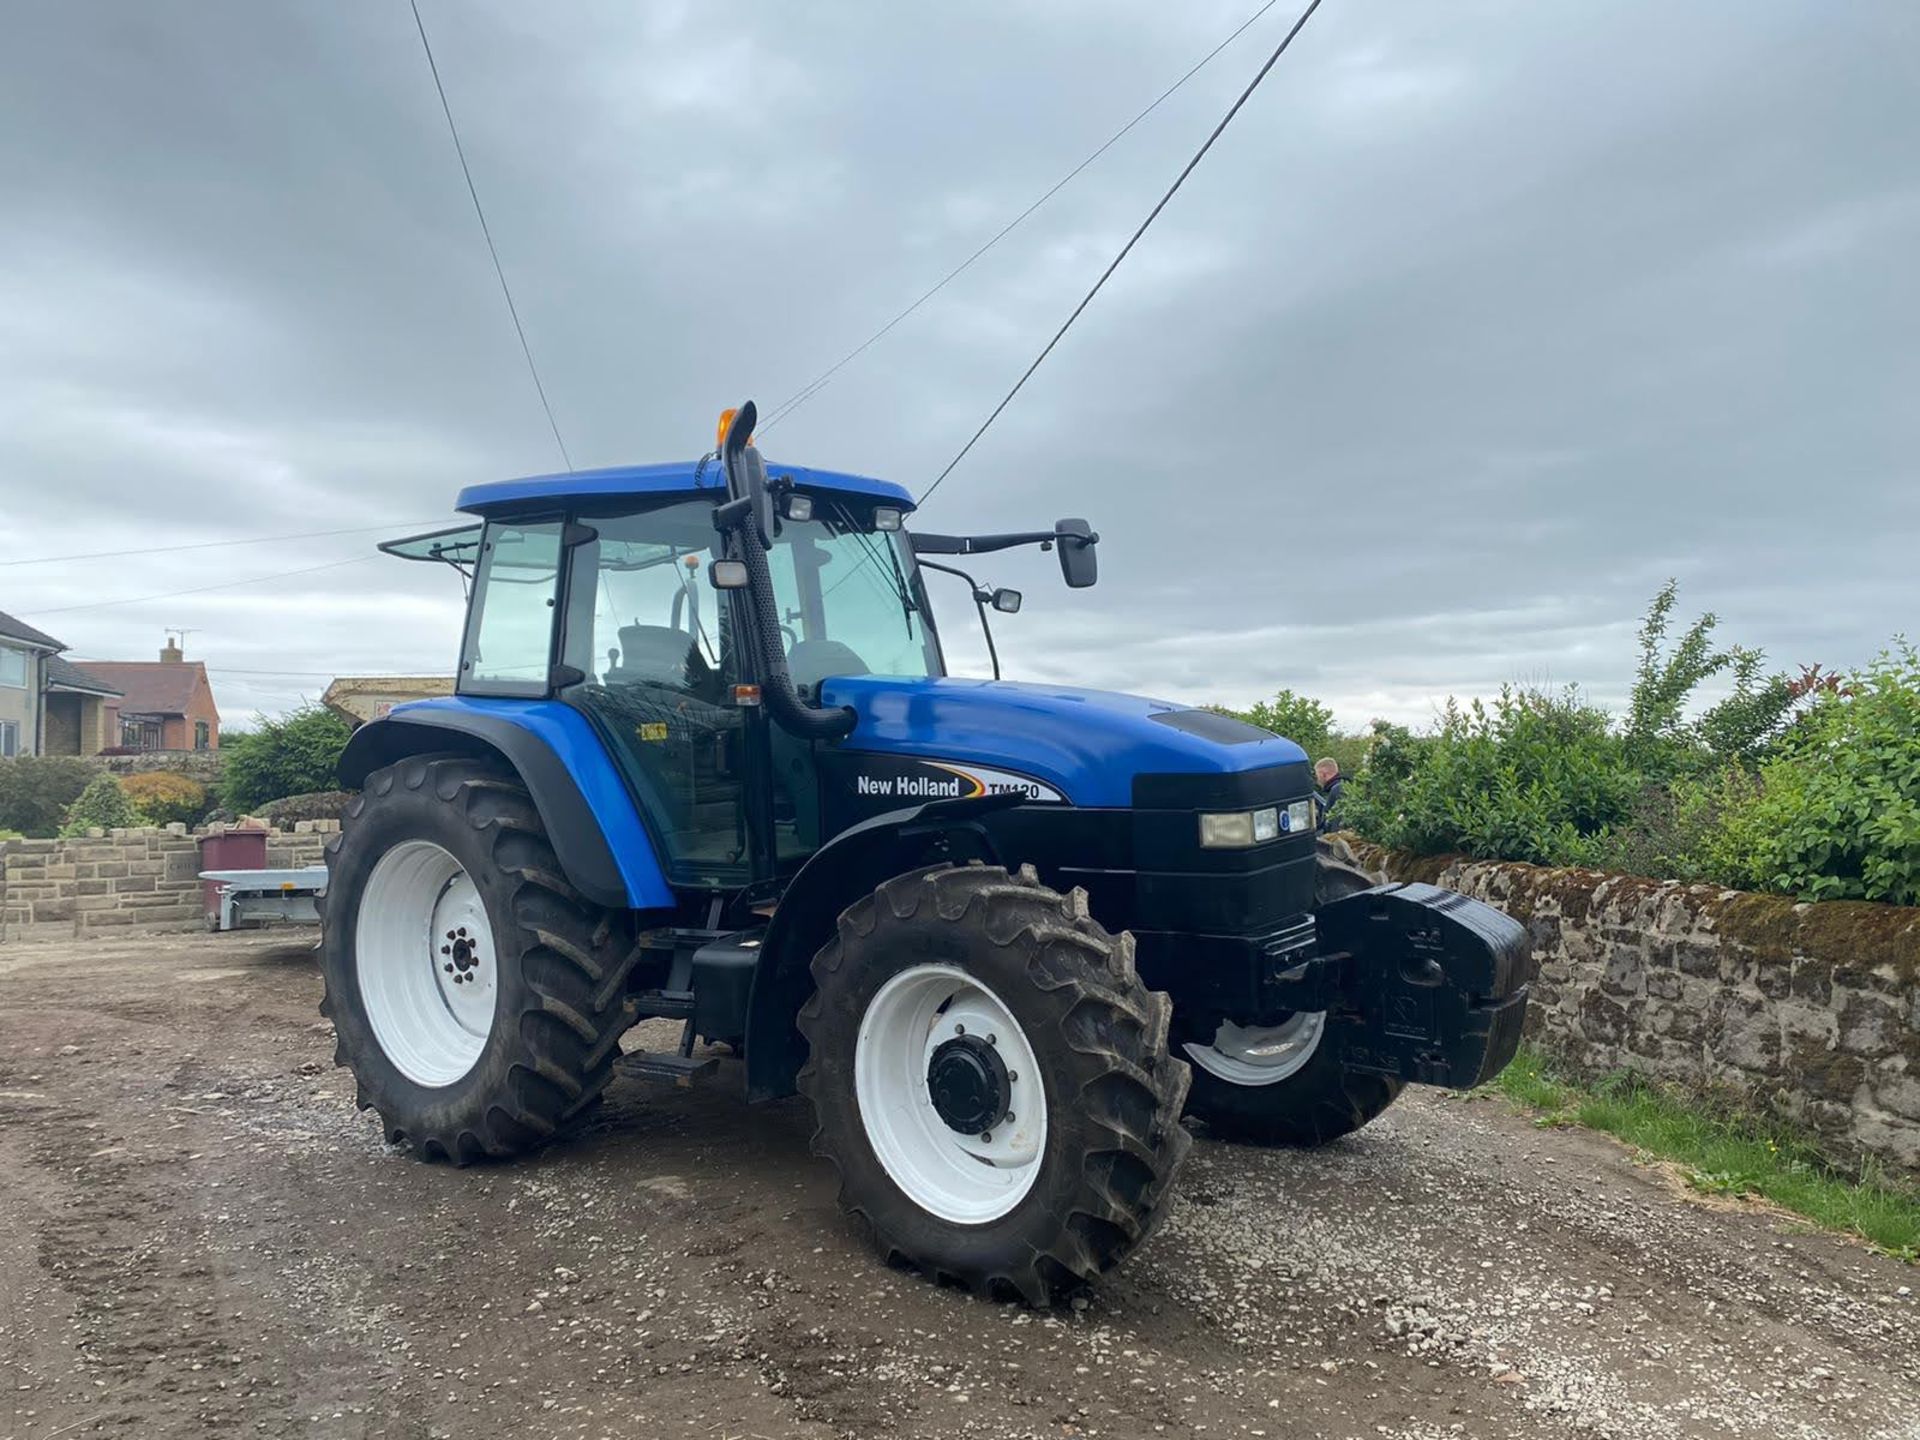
[1262,913,1318,961]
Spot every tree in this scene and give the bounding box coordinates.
[219,705,355,813]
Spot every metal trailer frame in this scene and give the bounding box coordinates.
[200,866,329,932]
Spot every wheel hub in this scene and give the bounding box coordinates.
[926,1034,1009,1136]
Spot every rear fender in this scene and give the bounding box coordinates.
[743,793,1021,1102]
[338,699,673,912]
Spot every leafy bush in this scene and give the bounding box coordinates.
[1340,686,1640,867]
[1717,644,1920,904]
[219,705,354,813]
[61,773,141,836]
[120,770,211,828]
[0,755,98,838]
[1626,580,1803,773]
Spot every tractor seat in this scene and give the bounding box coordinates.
[786,639,869,690]
[609,624,700,688]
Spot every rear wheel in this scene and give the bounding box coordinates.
[317,755,641,1163]
[797,864,1191,1304]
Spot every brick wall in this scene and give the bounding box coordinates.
[0,823,332,942]
[1334,837,1920,1174]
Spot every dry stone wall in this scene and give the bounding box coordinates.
[1334,838,1920,1174]
[0,824,331,942]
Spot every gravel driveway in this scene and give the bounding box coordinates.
[2,929,1916,1440]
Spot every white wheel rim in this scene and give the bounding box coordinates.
[853,964,1048,1226]
[355,840,497,1088]
[1183,1012,1325,1087]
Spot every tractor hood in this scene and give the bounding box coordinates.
[818,675,1309,808]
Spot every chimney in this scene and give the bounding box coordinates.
[160,635,183,663]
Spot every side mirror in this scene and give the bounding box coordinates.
[1054,517,1099,588]
[990,588,1023,614]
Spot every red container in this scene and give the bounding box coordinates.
[198,827,268,925]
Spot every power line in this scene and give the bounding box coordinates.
[758,0,1290,435]
[408,0,573,472]
[919,0,1325,507]
[25,556,377,618]
[1,521,438,568]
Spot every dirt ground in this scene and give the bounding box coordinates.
[2,929,1917,1440]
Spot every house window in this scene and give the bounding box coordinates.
[0,720,17,757]
[194,720,210,751]
[0,646,25,688]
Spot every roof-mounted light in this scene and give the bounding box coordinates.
[717,407,754,450]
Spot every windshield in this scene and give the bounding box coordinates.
[767,502,941,685]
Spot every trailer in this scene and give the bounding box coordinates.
[200,866,328,932]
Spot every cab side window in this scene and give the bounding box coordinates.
[461,522,564,694]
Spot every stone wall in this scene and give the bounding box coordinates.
[95,749,224,782]
[0,823,331,942]
[1334,838,1920,1173]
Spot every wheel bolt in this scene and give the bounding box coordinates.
[987,1033,997,1045]
[1005,1112,1015,1123]
[446,930,456,940]
[979,1130,993,1143]
[441,945,451,955]
[954,1024,965,1036]
[1007,1070,1018,1083]
[444,964,454,974]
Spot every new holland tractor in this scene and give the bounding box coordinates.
[321,403,1531,1303]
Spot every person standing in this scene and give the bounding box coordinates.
[1315,757,1344,831]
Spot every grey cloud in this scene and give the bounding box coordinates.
[1,0,1912,731]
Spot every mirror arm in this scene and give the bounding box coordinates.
[916,558,1001,682]
[909,529,1057,557]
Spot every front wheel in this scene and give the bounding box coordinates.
[797,864,1191,1305]
[1179,845,1402,1146]
[1178,1013,1402,1145]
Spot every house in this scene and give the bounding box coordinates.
[80,637,222,753]
[0,608,124,758]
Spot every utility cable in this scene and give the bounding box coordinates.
[756,0,1291,435]
[25,556,377,618]
[409,0,573,471]
[1,521,439,568]
[918,0,1324,506]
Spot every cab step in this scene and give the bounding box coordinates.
[615,1050,719,1086]
[631,988,696,1020]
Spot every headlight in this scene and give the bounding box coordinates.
[1198,799,1315,848]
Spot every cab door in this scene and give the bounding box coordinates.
[557,501,754,890]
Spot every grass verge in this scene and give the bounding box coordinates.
[1483,1047,1920,1262]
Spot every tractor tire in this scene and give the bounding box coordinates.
[1177,848,1402,1147]
[796,864,1192,1306]
[317,755,640,1164]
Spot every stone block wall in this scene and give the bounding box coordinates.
[0,823,332,942]
[1335,838,1920,1174]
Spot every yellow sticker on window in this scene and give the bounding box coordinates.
[637,722,670,742]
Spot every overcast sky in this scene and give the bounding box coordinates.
[2,1,1913,731]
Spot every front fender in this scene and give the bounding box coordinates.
[338,697,673,912]
[743,792,1021,1102]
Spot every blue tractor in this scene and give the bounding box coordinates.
[322,403,1530,1303]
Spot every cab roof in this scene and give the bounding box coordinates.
[455,458,916,517]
